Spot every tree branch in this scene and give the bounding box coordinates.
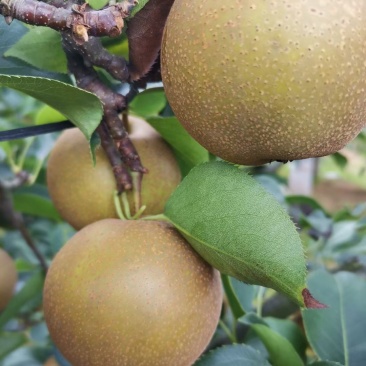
[0,173,48,272]
[0,0,137,43]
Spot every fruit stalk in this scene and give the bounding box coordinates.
[63,40,147,189]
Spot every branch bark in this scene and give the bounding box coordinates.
[0,0,137,43]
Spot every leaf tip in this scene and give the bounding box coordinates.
[302,288,327,309]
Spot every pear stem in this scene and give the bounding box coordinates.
[130,205,147,220]
[142,214,170,222]
[121,192,132,219]
[113,191,126,220]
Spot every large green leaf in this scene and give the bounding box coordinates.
[302,270,366,366]
[0,271,45,329]
[0,75,103,139]
[194,344,271,366]
[0,332,28,359]
[164,161,308,306]
[147,116,209,176]
[5,27,67,74]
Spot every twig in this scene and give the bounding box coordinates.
[0,173,48,272]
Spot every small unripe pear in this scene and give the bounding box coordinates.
[0,248,17,311]
[47,116,181,229]
[162,0,366,165]
[43,219,223,366]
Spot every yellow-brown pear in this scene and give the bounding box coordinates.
[43,219,223,366]
[0,248,17,311]
[47,116,181,229]
[161,0,366,165]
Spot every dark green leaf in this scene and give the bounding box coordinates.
[251,323,304,366]
[12,193,61,221]
[265,317,307,360]
[164,161,308,306]
[240,312,306,361]
[302,270,366,366]
[0,332,28,359]
[129,88,166,117]
[0,75,103,139]
[89,130,101,166]
[194,344,271,366]
[221,275,245,319]
[5,28,67,74]
[286,195,327,213]
[0,18,69,81]
[0,271,45,329]
[230,278,256,312]
[147,116,209,176]
[331,153,348,170]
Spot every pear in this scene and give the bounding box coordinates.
[43,219,223,366]
[0,248,17,311]
[47,116,181,229]
[162,0,366,165]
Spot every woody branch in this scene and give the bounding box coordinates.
[0,0,137,44]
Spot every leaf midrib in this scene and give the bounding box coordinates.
[336,278,349,366]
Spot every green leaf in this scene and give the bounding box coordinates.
[194,344,271,366]
[302,270,366,366]
[230,278,256,312]
[35,105,66,125]
[331,152,348,170]
[0,75,103,139]
[264,317,307,360]
[251,323,304,366]
[164,161,308,306]
[89,130,101,166]
[286,195,327,213]
[0,271,45,329]
[0,18,69,81]
[221,274,245,319]
[5,27,67,74]
[0,332,28,359]
[130,88,166,117]
[147,116,209,176]
[12,192,61,221]
[88,0,109,9]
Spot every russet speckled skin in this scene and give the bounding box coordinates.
[162,0,366,165]
[47,116,181,230]
[43,220,223,366]
[0,249,17,311]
